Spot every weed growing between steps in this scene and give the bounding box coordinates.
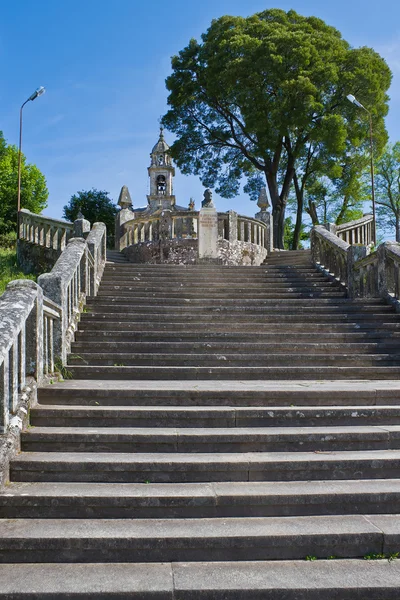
[54,358,73,380]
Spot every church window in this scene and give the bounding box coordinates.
[156,175,166,195]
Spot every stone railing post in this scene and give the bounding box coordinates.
[255,210,273,252]
[228,210,238,242]
[347,245,368,298]
[377,242,389,297]
[73,215,91,239]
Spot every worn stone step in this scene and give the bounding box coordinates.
[29,405,400,428]
[37,381,400,407]
[74,330,400,343]
[3,559,400,599]
[76,322,400,334]
[0,514,394,562]
[2,479,400,519]
[20,425,400,453]
[95,290,346,300]
[81,314,391,326]
[66,364,400,380]
[11,449,400,482]
[97,280,340,290]
[85,304,377,317]
[101,270,322,281]
[70,341,400,356]
[66,351,400,368]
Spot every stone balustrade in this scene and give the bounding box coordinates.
[311,225,349,287]
[19,209,74,252]
[328,214,374,246]
[0,223,107,432]
[311,222,400,304]
[118,209,272,265]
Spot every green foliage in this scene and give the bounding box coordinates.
[162,9,391,248]
[63,189,117,247]
[375,142,400,241]
[0,131,48,235]
[0,248,36,296]
[284,216,308,250]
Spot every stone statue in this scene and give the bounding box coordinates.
[188,198,195,211]
[202,188,215,208]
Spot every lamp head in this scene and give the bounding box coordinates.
[29,86,46,101]
[346,93,364,109]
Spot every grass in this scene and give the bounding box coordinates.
[0,247,36,296]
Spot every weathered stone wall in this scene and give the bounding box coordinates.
[122,238,267,266]
[17,240,61,275]
[123,239,198,264]
[218,239,268,266]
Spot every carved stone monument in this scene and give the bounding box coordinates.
[198,189,218,260]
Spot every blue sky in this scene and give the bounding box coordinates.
[1,0,400,221]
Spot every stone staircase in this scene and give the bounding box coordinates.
[1,249,400,597]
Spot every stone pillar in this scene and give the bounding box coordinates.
[115,186,134,251]
[115,208,134,251]
[228,211,238,243]
[198,208,218,260]
[73,213,91,239]
[347,245,368,298]
[377,242,390,297]
[255,210,273,252]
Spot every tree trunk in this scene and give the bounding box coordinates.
[292,172,303,250]
[265,162,295,250]
[396,216,400,242]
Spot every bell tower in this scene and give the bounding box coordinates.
[147,127,176,212]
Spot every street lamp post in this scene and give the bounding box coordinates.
[17,86,46,237]
[346,93,376,245]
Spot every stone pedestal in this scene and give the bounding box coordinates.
[198,206,218,260]
[255,210,273,253]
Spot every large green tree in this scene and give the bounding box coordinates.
[162,8,391,248]
[375,143,400,241]
[63,189,118,247]
[0,131,48,235]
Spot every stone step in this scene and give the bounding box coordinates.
[96,289,345,299]
[66,351,400,367]
[11,449,400,482]
[70,341,400,356]
[66,365,400,380]
[37,381,400,407]
[20,425,400,453]
[78,311,399,322]
[0,514,395,563]
[82,302,393,313]
[2,479,400,519]
[73,330,400,343]
[100,271,322,282]
[29,405,400,428]
[2,559,399,599]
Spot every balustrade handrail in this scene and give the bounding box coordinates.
[335,214,373,234]
[352,252,378,271]
[313,225,350,255]
[1,221,107,433]
[19,209,74,230]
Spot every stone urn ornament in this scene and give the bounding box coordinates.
[257,187,270,212]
